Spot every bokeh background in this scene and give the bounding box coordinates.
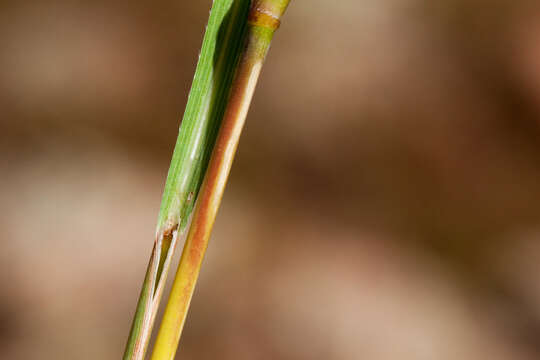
[2,0,540,358]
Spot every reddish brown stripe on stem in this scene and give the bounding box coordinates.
[248,6,281,29]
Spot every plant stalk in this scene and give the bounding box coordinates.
[123,1,251,359]
[150,1,291,359]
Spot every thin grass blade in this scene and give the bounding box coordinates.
[150,1,292,359]
[123,1,250,359]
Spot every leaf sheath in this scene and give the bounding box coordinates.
[149,2,291,359]
[123,1,250,359]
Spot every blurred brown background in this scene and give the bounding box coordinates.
[2,0,540,358]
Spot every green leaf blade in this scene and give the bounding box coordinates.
[157,0,250,234]
[123,1,250,359]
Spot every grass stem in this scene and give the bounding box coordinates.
[149,1,291,359]
[123,1,250,359]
